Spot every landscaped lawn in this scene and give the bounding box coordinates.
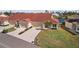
[35,28,79,48]
[2,27,16,33]
[2,25,16,33]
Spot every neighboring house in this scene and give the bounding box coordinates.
[65,19,79,32]
[0,14,9,25]
[59,18,65,25]
[0,13,59,29]
[53,13,59,17]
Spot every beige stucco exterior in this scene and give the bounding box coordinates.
[65,21,79,32]
[1,18,59,30]
[65,21,73,29]
[7,20,45,29]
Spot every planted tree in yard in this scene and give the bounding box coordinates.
[44,20,52,28]
[45,10,49,13]
[2,27,15,33]
[4,11,11,16]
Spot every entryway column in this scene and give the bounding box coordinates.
[57,24,59,29]
[42,24,45,29]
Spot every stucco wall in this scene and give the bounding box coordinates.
[8,20,16,25]
[32,22,43,27]
[65,21,73,29]
[19,20,28,28]
[8,20,28,28]
[8,20,43,28]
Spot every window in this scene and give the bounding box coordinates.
[53,24,56,27]
[53,24,57,28]
[54,24,57,27]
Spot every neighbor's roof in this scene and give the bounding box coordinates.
[0,14,8,17]
[67,19,79,22]
[0,33,38,48]
[0,14,8,21]
[9,13,52,22]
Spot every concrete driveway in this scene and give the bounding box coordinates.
[7,27,41,43]
[0,32,37,48]
[0,26,4,32]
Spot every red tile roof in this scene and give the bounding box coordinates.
[9,13,52,22]
[51,18,59,24]
[0,13,59,24]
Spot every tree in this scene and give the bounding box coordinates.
[44,21,52,28]
[45,10,49,13]
[4,11,11,16]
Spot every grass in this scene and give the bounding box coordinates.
[2,27,16,33]
[35,28,79,48]
[67,14,79,19]
[2,25,16,33]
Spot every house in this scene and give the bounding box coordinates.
[65,19,79,32]
[59,18,65,25]
[0,13,59,29]
[0,14,9,25]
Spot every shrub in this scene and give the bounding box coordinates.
[44,21,52,28]
[2,27,15,33]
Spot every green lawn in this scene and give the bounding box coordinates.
[2,25,16,33]
[35,28,79,48]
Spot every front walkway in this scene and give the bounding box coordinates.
[7,27,41,43]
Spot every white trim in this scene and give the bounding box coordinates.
[52,24,58,29]
[76,25,79,32]
[27,22,32,28]
[57,24,59,29]
[42,24,45,29]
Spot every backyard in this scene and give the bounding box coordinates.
[35,28,79,48]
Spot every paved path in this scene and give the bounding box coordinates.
[7,27,41,43]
